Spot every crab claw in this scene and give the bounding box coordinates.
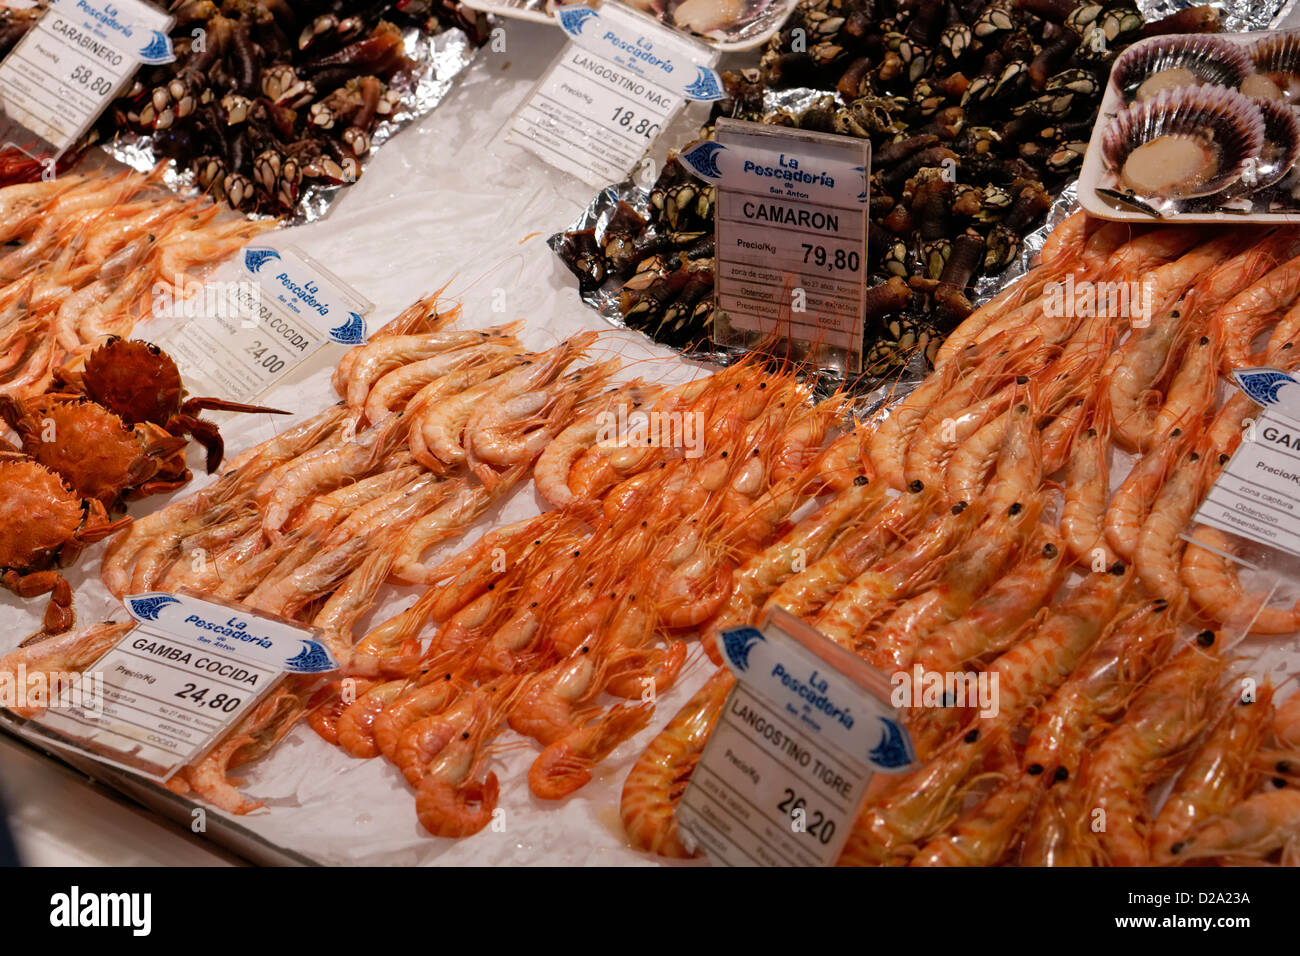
[170,414,225,473]
[179,398,290,417]
[2,570,74,635]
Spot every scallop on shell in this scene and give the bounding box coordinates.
[1101,85,1265,201]
[1247,96,1300,192]
[1111,35,1252,104]
[1245,30,1300,103]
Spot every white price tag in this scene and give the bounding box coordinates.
[506,3,721,187]
[676,608,914,866]
[22,592,337,781]
[0,0,173,159]
[678,118,870,373]
[1194,368,1300,557]
[155,244,372,404]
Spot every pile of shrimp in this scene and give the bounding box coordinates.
[621,212,1300,866]
[0,292,637,814]
[0,164,275,399]
[311,351,861,837]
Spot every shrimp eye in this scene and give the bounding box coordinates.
[1196,630,1215,647]
[580,646,589,654]
[1027,764,1044,775]
[1016,375,1028,384]
[853,475,870,486]
[1108,563,1126,575]
[1053,767,1068,782]
[963,729,979,743]
[1169,842,1185,855]
[908,479,924,493]
[461,732,470,740]
[444,674,452,680]
[1043,544,1058,558]
[759,382,767,389]
[1008,502,1023,516]
[952,501,967,514]
[1274,777,1288,789]
[1278,761,1292,773]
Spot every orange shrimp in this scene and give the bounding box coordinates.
[1169,788,1300,864]
[1181,526,1300,635]
[529,701,655,800]
[307,677,378,746]
[1151,683,1275,863]
[336,679,411,758]
[1075,632,1223,866]
[869,500,1043,672]
[621,668,733,858]
[372,670,461,762]
[414,679,522,838]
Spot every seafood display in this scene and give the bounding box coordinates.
[4,0,1300,874]
[554,0,1224,370]
[0,165,276,398]
[1086,30,1300,218]
[614,212,1300,866]
[101,0,490,216]
[2,296,634,813]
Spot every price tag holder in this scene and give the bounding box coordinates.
[20,591,338,781]
[0,0,174,161]
[155,243,372,404]
[676,608,914,866]
[678,118,870,374]
[1194,367,1300,556]
[505,2,722,187]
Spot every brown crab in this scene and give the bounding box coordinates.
[0,455,129,634]
[56,338,288,476]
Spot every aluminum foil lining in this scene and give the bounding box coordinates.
[1138,0,1286,32]
[104,26,479,226]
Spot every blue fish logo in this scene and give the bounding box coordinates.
[328,311,367,345]
[719,626,764,672]
[558,7,598,36]
[285,640,337,674]
[680,141,726,182]
[243,247,281,274]
[684,67,724,102]
[868,717,915,769]
[1232,367,1298,406]
[138,30,174,65]
[127,594,181,622]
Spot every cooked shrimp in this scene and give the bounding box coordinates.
[1076,633,1223,866]
[1151,684,1275,863]
[529,702,654,800]
[621,668,733,858]
[1170,788,1300,864]
[1181,526,1300,635]
[1103,428,1188,562]
[1061,424,1118,570]
[346,323,524,410]
[1133,449,1208,605]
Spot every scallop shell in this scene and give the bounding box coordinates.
[1101,84,1265,200]
[1249,97,1300,191]
[1111,35,1252,104]
[1248,30,1300,103]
